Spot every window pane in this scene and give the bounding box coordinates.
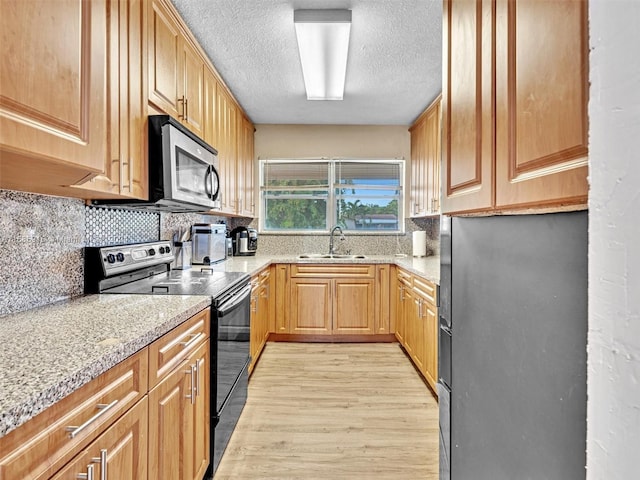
[335,161,401,186]
[264,161,329,188]
[264,198,327,230]
[336,198,400,230]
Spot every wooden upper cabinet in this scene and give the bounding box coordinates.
[442,0,588,215]
[72,0,148,200]
[0,0,107,193]
[148,0,181,118]
[203,69,218,147]
[181,40,205,138]
[237,115,256,217]
[442,0,494,214]
[410,96,442,217]
[148,0,204,138]
[494,0,588,209]
[216,87,238,214]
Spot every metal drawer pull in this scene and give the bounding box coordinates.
[180,332,202,349]
[66,400,119,438]
[185,365,196,404]
[91,449,107,480]
[77,464,94,480]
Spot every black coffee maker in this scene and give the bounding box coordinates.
[230,227,258,256]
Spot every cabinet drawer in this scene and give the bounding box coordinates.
[148,308,210,389]
[413,276,437,305]
[397,268,412,286]
[291,264,375,278]
[0,349,148,480]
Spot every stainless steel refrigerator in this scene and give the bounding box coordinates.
[438,211,587,480]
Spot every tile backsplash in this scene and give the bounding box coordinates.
[0,188,439,317]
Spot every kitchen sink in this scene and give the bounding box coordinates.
[297,254,366,260]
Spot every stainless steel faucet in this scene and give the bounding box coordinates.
[329,226,344,255]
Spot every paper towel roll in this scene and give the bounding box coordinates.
[412,231,427,257]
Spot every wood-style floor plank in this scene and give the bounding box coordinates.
[214,342,439,479]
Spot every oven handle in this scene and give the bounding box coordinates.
[216,283,252,317]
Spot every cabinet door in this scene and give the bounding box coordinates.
[422,299,438,391]
[203,69,218,147]
[148,0,182,119]
[394,279,407,344]
[149,339,208,480]
[425,98,442,214]
[51,397,148,480]
[441,0,494,214]
[72,0,148,199]
[375,265,391,334]
[494,0,588,209]
[238,115,256,217]
[273,264,290,334]
[216,87,238,214]
[333,279,375,335]
[188,341,210,480]
[409,118,427,217]
[0,0,107,191]
[290,278,332,335]
[181,40,204,138]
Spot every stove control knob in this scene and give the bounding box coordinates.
[106,254,116,264]
[159,247,165,254]
[165,246,171,254]
[148,248,156,256]
[116,253,125,262]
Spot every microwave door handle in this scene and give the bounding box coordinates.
[210,166,220,201]
[204,165,220,201]
[204,165,212,198]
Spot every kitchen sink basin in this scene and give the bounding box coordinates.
[297,254,366,260]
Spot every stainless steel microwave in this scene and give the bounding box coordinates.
[91,115,221,212]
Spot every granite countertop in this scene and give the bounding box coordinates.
[0,294,211,438]
[210,254,441,285]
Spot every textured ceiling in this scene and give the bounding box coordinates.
[171,0,442,125]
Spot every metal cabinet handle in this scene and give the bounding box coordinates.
[418,299,423,318]
[400,285,405,301]
[184,98,189,121]
[178,96,186,120]
[77,464,94,480]
[91,449,107,480]
[185,364,196,404]
[194,359,200,397]
[180,332,201,350]
[66,400,119,438]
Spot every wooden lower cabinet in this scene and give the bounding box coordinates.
[333,278,375,335]
[0,308,212,480]
[290,278,332,334]
[394,267,439,393]
[287,265,383,336]
[149,339,209,480]
[51,397,148,480]
[249,267,272,373]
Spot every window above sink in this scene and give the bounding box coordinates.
[258,159,405,235]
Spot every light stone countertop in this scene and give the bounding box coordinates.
[205,254,440,285]
[0,294,211,438]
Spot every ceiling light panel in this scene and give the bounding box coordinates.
[294,9,352,101]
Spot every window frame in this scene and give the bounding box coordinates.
[259,158,405,235]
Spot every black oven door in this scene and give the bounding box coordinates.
[214,282,251,413]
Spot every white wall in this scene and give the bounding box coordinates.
[588,1,640,477]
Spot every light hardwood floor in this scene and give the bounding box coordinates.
[214,342,439,479]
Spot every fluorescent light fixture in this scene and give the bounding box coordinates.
[294,9,352,101]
